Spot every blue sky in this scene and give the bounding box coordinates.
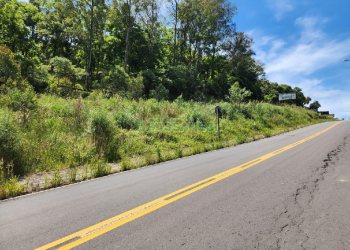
[232,0,350,118]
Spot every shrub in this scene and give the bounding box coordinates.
[149,84,169,101]
[2,87,37,124]
[0,176,23,199]
[89,159,111,177]
[0,45,20,85]
[186,110,210,127]
[101,65,130,96]
[220,103,242,120]
[91,113,119,161]
[105,136,120,162]
[129,74,144,99]
[48,57,85,97]
[72,98,88,132]
[228,82,252,103]
[156,146,162,161]
[141,69,157,97]
[0,110,25,176]
[51,170,62,187]
[115,112,138,130]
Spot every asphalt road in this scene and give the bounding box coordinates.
[1,121,350,250]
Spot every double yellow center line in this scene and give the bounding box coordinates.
[36,122,341,250]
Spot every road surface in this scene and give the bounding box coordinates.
[1,121,350,250]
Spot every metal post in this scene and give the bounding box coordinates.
[217,114,221,139]
[215,106,222,140]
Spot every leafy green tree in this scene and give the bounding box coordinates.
[50,57,84,84]
[100,65,131,96]
[36,0,82,60]
[260,80,279,103]
[100,65,143,98]
[0,45,20,85]
[3,88,37,124]
[163,65,198,100]
[49,56,85,96]
[0,0,40,86]
[228,81,252,103]
[0,0,31,52]
[149,83,169,101]
[309,101,321,111]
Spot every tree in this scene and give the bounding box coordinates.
[0,45,20,85]
[36,0,80,59]
[0,0,31,52]
[309,101,321,111]
[228,81,251,103]
[49,56,85,96]
[139,0,162,69]
[168,0,180,65]
[0,0,41,87]
[0,0,313,106]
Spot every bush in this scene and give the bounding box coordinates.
[1,87,37,124]
[228,82,252,103]
[89,159,111,178]
[0,176,23,199]
[100,66,144,98]
[129,74,144,99]
[91,113,119,161]
[0,110,25,176]
[115,112,138,130]
[0,45,20,85]
[149,83,169,101]
[49,57,85,97]
[186,110,210,127]
[72,98,88,132]
[220,103,242,120]
[101,65,131,96]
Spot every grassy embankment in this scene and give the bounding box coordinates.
[0,93,333,199]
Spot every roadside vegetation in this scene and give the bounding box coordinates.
[0,91,332,199]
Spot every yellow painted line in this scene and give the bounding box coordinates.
[36,122,341,250]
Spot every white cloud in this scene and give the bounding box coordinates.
[295,16,327,41]
[265,39,350,77]
[249,16,350,118]
[266,0,295,20]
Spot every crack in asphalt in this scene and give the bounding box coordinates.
[274,137,347,250]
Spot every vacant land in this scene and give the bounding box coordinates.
[0,93,332,199]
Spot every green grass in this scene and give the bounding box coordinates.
[0,92,334,199]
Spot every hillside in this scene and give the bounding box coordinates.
[0,93,332,199]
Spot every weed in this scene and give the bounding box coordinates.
[115,112,138,130]
[68,167,77,183]
[90,159,111,178]
[51,170,62,187]
[156,146,162,162]
[0,177,23,199]
[176,148,183,158]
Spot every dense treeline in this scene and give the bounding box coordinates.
[0,0,320,107]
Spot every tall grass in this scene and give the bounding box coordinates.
[0,93,333,198]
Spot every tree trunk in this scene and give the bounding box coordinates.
[85,0,94,91]
[124,0,131,72]
[173,0,178,65]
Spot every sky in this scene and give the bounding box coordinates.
[232,0,350,118]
